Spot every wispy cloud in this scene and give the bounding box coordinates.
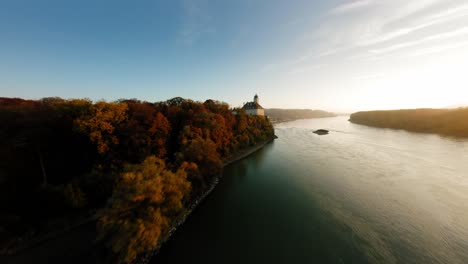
[409,40,468,57]
[260,48,337,74]
[359,2,468,46]
[369,26,468,54]
[294,48,340,64]
[321,0,448,47]
[179,0,214,45]
[262,0,468,96]
[429,3,468,20]
[303,0,468,64]
[330,0,374,15]
[287,64,324,75]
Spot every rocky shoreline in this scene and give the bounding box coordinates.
[135,137,277,264]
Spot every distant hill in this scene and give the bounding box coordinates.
[265,108,336,123]
[349,108,468,138]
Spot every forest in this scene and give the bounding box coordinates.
[349,108,468,138]
[0,97,275,263]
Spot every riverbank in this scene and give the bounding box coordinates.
[0,136,277,264]
[223,136,277,166]
[265,109,336,124]
[136,136,277,264]
[270,115,345,125]
[349,108,468,138]
[147,116,468,264]
[1,137,277,264]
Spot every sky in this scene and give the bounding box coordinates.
[1,0,468,112]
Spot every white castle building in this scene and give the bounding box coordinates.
[242,94,265,116]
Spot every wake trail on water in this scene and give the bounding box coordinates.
[326,129,355,134]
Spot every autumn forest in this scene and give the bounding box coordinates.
[0,97,275,263]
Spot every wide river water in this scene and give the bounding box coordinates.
[152,116,468,264]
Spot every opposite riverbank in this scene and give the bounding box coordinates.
[349,108,468,138]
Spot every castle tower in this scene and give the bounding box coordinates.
[254,94,259,104]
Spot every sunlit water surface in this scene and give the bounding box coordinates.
[153,116,468,264]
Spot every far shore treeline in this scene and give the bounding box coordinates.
[265,108,335,123]
[349,108,468,138]
[0,97,275,263]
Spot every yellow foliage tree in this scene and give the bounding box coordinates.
[96,156,191,264]
[75,101,128,154]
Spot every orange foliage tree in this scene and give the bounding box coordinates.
[75,101,128,155]
[1,96,276,263]
[116,100,171,163]
[96,156,191,264]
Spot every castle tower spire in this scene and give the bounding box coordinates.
[254,94,259,104]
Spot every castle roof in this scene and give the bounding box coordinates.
[243,101,264,110]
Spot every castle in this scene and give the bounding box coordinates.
[242,94,265,116]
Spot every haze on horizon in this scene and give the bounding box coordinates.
[1,0,467,112]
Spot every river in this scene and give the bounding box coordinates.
[152,116,468,264]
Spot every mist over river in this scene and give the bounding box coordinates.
[152,116,468,264]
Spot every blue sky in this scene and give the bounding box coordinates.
[1,0,468,111]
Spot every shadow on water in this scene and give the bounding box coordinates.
[226,141,275,182]
[152,139,370,264]
[153,117,468,264]
[153,143,276,261]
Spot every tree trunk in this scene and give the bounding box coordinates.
[37,147,48,187]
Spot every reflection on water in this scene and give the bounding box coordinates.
[153,116,468,264]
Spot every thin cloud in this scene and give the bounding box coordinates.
[409,40,468,57]
[179,0,214,45]
[370,26,468,54]
[260,48,337,74]
[360,3,468,46]
[295,48,340,64]
[321,0,448,49]
[330,0,374,15]
[287,64,324,75]
[429,3,468,20]
[305,0,468,66]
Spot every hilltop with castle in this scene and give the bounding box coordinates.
[242,94,265,116]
